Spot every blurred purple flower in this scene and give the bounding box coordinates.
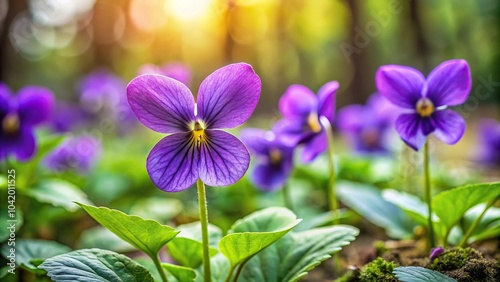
[79,69,137,133]
[429,246,445,261]
[0,83,54,161]
[44,135,101,173]
[274,81,339,162]
[127,63,261,192]
[477,119,500,166]
[241,129,294,192]
[138,63,191,86]
[49,102,88,133]
[337,93,399,154]
[376,59,471,151]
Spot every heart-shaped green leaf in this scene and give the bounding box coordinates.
[39,248,154,282]
[167,222,221,268]
[77,203,179,258]
[25,180,92,212]
[162,263,196,282]
[0,239,71,271]
[239,225,359,282]
[432,182,500,232]
[337,181,416,239]
[219,207,301,269]
[394,266,457,282]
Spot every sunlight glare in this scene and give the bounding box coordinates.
[168,0,213,21]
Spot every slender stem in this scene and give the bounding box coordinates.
[319,116,338,224]
[458,197,499,247]
[197,179,212,282]
[423,141,435,249]
[232,258,251,282]
[282,181,293,211]
[443,228,451,248]
[152,255,169,282]
[223,265,235,282]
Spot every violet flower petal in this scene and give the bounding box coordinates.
[302,130,327,162]
[251,163,289,192]
[127,74,195,133]
[317,81,339,121]
[337,104,366,133]
[13,126,36,161]
[279,84,318,120]
[420,117,436,136]
[197,63,261,129]
[429,247,445,260]
[432,109,466,145]
[16,86,54,126]
[147,132,199,192]
[0,85,9,118]
[376,65,425,109]
[426,59,471,107]
[199,130,250,186]
[395,113,426,151]
[240,128,271,156]
[273,118,311,146]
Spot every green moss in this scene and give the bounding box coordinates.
[430,247,482,271]
[358,257,398,282]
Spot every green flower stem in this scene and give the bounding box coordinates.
[152,255,169,282]
[223,265,235,282]
[458,196,499,247]
[423,141,435,249]
[232,258,251,282]
[197,179,212,282]
[319,116,338,224]
[282,182,294,212]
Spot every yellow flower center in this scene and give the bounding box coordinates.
[416,98,434,117]
[191,121,206,148]
[307,112,322,133]
[2,114,20,135]
[269,149,282,165]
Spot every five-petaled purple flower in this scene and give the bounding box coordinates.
[44,135,101,173]
[376,59,471,151]
[337,93,399,154]
[274,82,339,162]
[127,63,261,192]
[0,83,54,161]
[240,129,294,191]
[138,63,191,86]
[477,119,500,166]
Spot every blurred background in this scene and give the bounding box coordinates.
[1,0,499,110]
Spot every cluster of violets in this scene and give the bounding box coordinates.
[1,59,499,188]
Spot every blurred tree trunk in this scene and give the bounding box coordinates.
[345,0,370,103]
[0,0,26,80]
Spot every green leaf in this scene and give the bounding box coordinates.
[219,207,301,269]
[383,189,430,226]
[77,203,179,258]
[79,226,135,253]
[162,263,196,282]
[129,197,183,223]
[337,181,416,239]
[461,204,500,244]
[167,222,221,268]
[0,239,71,271]
[394,266,457,282]
[432,182,500,232]
[239,225,359,282]
[38,248,154,282]
[25,180,92,212]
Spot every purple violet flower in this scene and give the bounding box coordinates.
[274,82,339,162]
[49,102,87,133]
[477,119,500,166]
[376,59,471,151]
[138,63,191,86]
[429,246,445,261]
[240,129,294,191]
[0,82,54,161]
[44,135,101,173]
[127,63,261,192]
[337,93,399,154]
